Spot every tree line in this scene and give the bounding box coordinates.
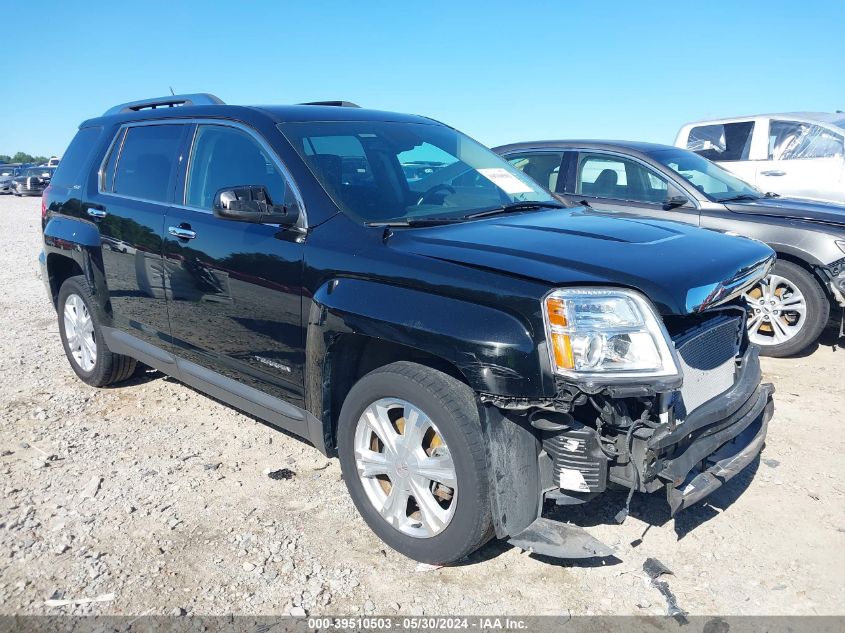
[0,152,52,164]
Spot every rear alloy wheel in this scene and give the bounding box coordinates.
[63,293,97,372]
[57,276,137,386]
[743,260,828,357]
[338,361,493,564]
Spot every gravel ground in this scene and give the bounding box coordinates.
[1,194,844,617]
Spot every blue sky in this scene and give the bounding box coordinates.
[3,0,843,157]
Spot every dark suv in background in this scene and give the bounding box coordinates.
[40,94,775,564]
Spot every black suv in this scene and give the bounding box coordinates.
[40,94,776,564]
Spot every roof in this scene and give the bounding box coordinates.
[83,100,439,129]
[681,111,845,129]
[493,139,680,156]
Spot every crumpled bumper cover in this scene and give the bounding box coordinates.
[664,380,774,515]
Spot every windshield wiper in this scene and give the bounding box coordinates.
[764,191,781,198]
[717,194,759,202]
[463,201,565,220]
[366,217,464,228]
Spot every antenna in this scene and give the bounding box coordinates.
[169,86,175,96]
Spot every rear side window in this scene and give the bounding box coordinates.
[686,122,754,162]
[112,125,185,202]
[769,121,845,160]
[50,126,102,188]
[507,152,564,192]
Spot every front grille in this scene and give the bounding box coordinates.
[543,427,607,493]
[672,314,744,418]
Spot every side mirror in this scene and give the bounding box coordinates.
[663,194,689,210]
[213,186,300,227]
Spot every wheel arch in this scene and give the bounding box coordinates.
[43,216,108,310]
[304,277,545,455]
[771,249,835,305]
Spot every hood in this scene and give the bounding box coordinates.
[725,197,845,228]
[388,208,775,316]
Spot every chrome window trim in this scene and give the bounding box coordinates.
[95,118,308,230]
[97,127,127,193]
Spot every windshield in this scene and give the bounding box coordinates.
[21,167,54,178]
[649,148,761,201]
[278,120,554,223]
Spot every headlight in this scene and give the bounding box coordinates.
[543,288,680,381]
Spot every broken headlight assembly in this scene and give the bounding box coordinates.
[542,288,680,383]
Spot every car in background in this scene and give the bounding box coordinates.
[675,113,845,204]
[0,164,23,193]
[47,156,60,167]
[495,140,845,357]
[11,166,54,196]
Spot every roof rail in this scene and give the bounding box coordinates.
[103,93,225,117]
[299,100,361,108]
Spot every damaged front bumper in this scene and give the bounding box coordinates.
[541,345,774,514]
[482,324,774,559]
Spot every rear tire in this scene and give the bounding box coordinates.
[57,276,137,386]
[337,361,493,564]
[744,260,829,357]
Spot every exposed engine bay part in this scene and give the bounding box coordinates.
[477,393,554,410]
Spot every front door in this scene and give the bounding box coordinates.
[563,151,700,226]
[89,122,190,350]
[163,123,306,407]
[757,119,845,202]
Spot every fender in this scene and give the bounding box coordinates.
[766,240,825,267]
[304,277,547,446]
[43,215,108,310]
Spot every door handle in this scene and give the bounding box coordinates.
[87,208,107,219]
[168,225,197,240]
[760,170,786,176]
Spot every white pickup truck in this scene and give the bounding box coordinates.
[676,112,845,204]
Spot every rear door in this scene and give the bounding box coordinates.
[90,122,189,353]
[505,151,565,193]
[163,122,306,408]
[561,151,700,225]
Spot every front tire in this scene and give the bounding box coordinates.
[337,361,493,564]
[744,260,829,357]
[57,276,137,386]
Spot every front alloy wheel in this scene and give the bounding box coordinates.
[742,260,829,357]
[354,398,457,538]
[338,361,493,564]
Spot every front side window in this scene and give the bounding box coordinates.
[507,152,564,192]
[113,125,185,202]
[769,120,845,160]
[186,125,288,210]
[568,154,668,204]
[686,121,754,162]
[278,120,552,224]
[650,148,761,201]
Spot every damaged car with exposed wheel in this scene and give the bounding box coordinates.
[40,94,775,564]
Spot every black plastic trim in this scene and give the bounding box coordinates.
[100,327,327,454]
